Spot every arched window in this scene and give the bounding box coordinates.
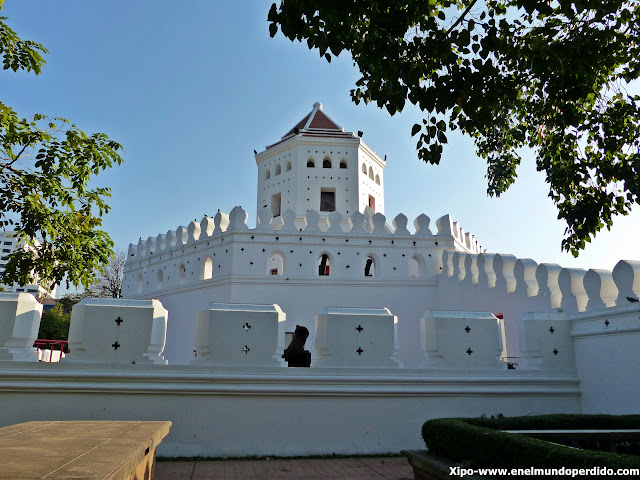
[265,169,271,179]
[136,273,143,293]
[203,257,212,280]
[365,256,376,277]
[375,174,380,185]
[318,254,330,276]
[307,159,315,168]
[362,163,367,174]
[268,252,284,275]
[323,158,331,168]
[340,159,347,169]
[369,166,374,180]
[286,161,292,171]
[275,164,281,176]
[156,269,163,289]
[410,255,425,278]
[178,264,186,283]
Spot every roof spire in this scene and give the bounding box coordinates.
[313,102,323,110]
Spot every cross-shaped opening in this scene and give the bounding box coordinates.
[356,325,363,332]
[356,347,363,355]
[112,342,121,350]
[549,326,555,333]
[241,345,250,354]
[553,348,559,355]
[466,348,473,355]
[243,323,251,331]
[464,326,470,333]
[115,317,123,325]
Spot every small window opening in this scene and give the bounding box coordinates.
[340,160,347,169]
[323,158,331,168]
[320,189,336,212]
[275,164,281,175]
[368,195,375,213]
[368,166,374,180]
[365,256,375,277]
[203,258,213,280]
[319,254,330,276]
[307,159,315,168]
[268,253,284,276]
[362,163,367,174]
[286,161,292,171]
[271,193,282,217]
[265,169,271,179]
[375,174,380,185]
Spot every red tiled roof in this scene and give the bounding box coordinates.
[265,103,355,151]
[308,109,340,130]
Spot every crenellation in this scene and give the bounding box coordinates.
[494,254,517,293]
[583,269,618,311]
[612,260,640,305]
[187,220,201,243]
[348,211,367,234]
[256,208,272,231]
[392,213,410,235]
[303,210,321,232]
[327,211,344,233]
[165,230,177,249]
[228,206,249,231]
[514,258,539,297]
[175,226,188,246]
[156,234,166,252]
[559,268,588,313]
[137,238,147,258]
[463,254,479,285]
[146,236,157,255]
[442,250,454,277]
[477,253,497,288]
[435,214,453,236]
[201,215,215,237]
[452,252,468,281]
[535,263,563,309]
[280,209,297,231]
[213,210,230,234]
[413,214,432,237]
[371,212,388,234]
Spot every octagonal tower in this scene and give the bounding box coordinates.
[255,102,385,226]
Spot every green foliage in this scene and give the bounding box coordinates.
[37,303,71,341]
[0,4,123,289]
[268,1,640,255]
[422,415,640,473]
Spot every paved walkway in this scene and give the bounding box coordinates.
[154,456,413,480]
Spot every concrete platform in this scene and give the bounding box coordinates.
[155,456,413,480]
[0,420,171,479]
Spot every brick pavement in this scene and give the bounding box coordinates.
[154,456,413,480]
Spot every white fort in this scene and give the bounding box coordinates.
[1,103,639,458]
[121,103,483,366]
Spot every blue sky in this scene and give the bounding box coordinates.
[2,1,638,294]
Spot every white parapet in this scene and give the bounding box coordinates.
[314,307,400,368]
[0,293,42,362]
[192,303,286,367]
[518,312,574,370]
[420,310,506,369]
[65,298,167,365]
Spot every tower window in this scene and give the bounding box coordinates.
[275,164,281,175]
[320,189,335,212]
[368,195,375,212]
[375,174,380,185]
[286,161,292,171]
[368,166,374,180]
[307,159,315,168]
[362,163,367,174]
[323,158,331,168]
[271,193,282,217]
[265,169,271,179]
[340,160,347,169]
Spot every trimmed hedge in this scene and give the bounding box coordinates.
[422,415,640,471]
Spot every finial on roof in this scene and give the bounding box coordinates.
[313,102,323,110]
